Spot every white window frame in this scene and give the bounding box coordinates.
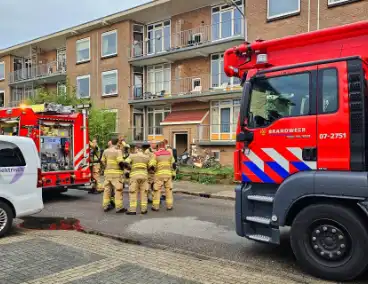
[101,30,118,58]
[146,20,171,55]
[147,106,171,136]
[210,99,240,138]
[328,0,352,5]
[267,0,301,20]
[210,54,240,88]
[0,90,4,107]
[103,109,119,133]
[76,37,91,63]
[211,1,244,41]
[102,70,118,97]
[211,150,221,161]
[146,64,171,95]
[76,74,90,99]
[0,62,5,80]
[57,82,67,96]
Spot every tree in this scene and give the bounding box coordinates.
[26,80,118,147]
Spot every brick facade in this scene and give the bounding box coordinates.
[0,55,11,106]
[66,21,132,136]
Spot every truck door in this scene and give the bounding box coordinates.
[316,61,354,171]
[242,66,318,184]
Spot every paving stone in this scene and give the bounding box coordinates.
[0,239,105,284]
[69,263,200,284]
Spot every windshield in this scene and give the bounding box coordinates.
[247,72,311,128]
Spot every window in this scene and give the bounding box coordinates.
[57,82,67,96]
[102,30,117,57]
[211,99,240,134]
[212,1,243,41]
[212,150,220,161]
[102,70,118,96]
[147,64,171,95]
[320,69,338,114]
[148,107,171,135]
[328,0,354,6]
[248,72,310,128]
[133,109,144,141]
[0,91,4,107]
[147,20,171,54]
[0,62,4,80]
[267,0,300,20]
[132,24,144,58]
[0,141,26,167]
[133,67,143,99]
[76,38,90,63]
[211,54,240,88]
[76,75,90,98]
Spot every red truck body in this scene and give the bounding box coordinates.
[0,104,91,189]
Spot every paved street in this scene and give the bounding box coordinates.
[1,230,330,284]
[3,187,366,283]
[15,187,343,284]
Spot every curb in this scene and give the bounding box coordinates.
[173,190,235,201]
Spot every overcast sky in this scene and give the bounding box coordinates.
[0,0,151,49]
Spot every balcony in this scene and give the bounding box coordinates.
[129,73,242,106]
[197,124,237,145]
[129,18,246,66]
[8,88,37,107]
[9,60,67,86]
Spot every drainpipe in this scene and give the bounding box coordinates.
[308,0,311,32]
[317,0,320,30]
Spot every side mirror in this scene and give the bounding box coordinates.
[236,131,253,142]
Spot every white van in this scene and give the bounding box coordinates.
[0,135,44,237]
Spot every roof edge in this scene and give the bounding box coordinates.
[0,0,169,56]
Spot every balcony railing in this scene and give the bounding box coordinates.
[8,88,37,107]
[130,18,244,59]
[129,126,164,142]
[9,60,67,84]
[197,124,237,143]
[130,73,242,101]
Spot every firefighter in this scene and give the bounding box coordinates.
[124,144,152,215]
[89,138,102,194]
[122,143,131,187]
[149,141,176,211]
[142,142,154,203]
[100,137,125,213]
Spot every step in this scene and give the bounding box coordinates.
[247,234,271,243]
[246,216,271,225]
[247,195,274,203]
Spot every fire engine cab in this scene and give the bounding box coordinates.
[0,103,91,191]
[224,21,368,281]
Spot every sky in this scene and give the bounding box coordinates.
[0,0,151,49]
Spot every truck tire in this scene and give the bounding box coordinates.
[290,203,368,281]
[0,201,13,238]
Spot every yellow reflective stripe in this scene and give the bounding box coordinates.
[107,160,118,165]
[132,163,147,168]
[158,162,171,166]
[131,172,147,177]
[149,159,157,166]
[116,157,124,163]
[152,201,160,205]
[105,170,123,174]
[156,170,172,175]
[125,158,132,164]
[171,157,175,163]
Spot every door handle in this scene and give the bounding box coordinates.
[302,147,317,161]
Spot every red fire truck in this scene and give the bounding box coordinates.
[0,103,91,191]
[224,21,368,281]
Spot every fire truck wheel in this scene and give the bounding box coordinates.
[290,203,368,281]
[0,201,13,238]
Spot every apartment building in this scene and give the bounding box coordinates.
[0,0,367,165]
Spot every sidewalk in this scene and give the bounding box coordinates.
[173,180,235,200]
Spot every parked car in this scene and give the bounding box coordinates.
[0,135,44,237]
